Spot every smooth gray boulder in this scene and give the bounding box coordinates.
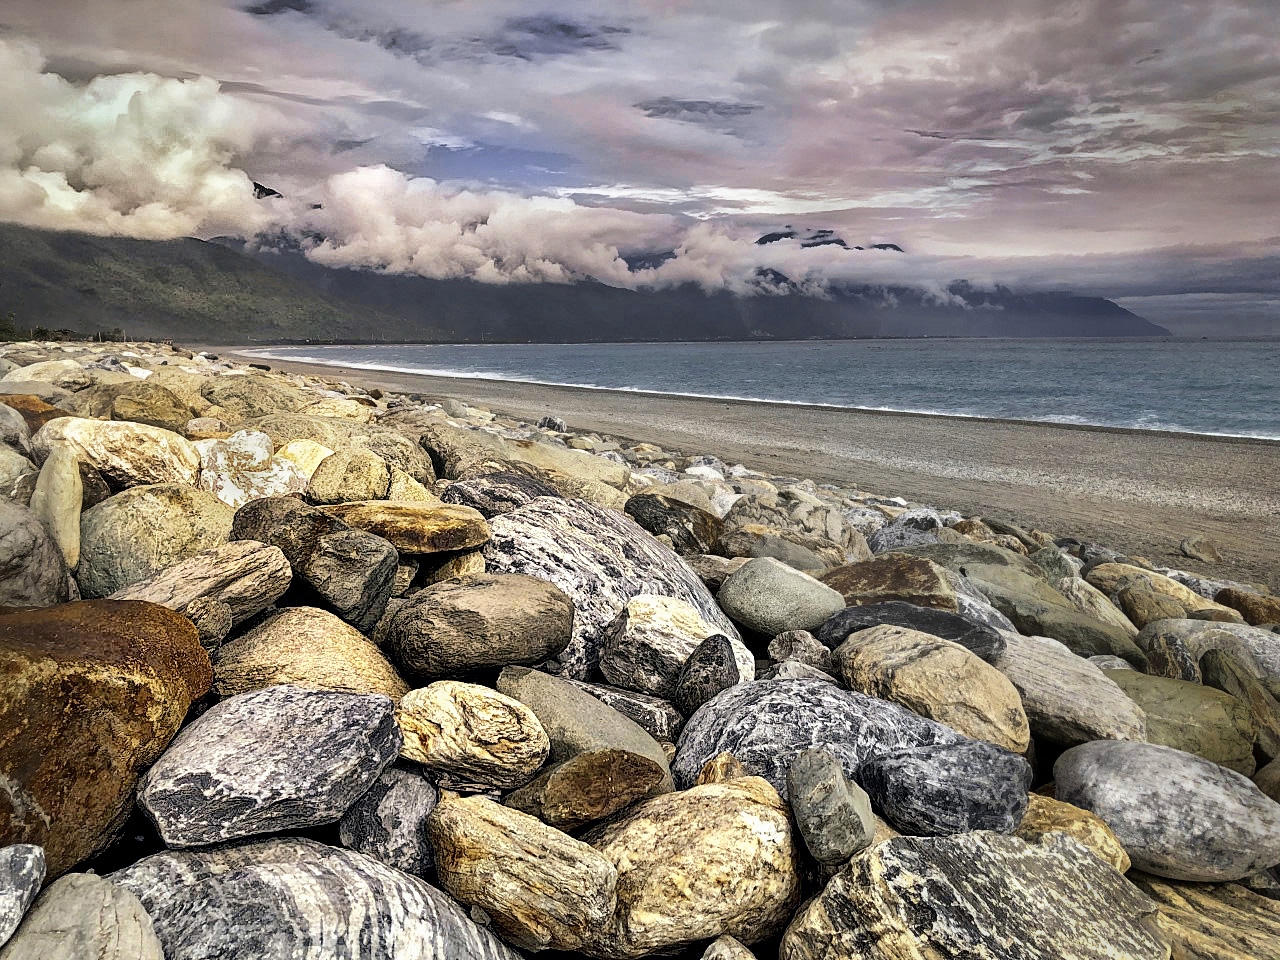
[28,444,80,569]
[1055,740,1280,881]
[787,749,875,868]
[0,406,30,456]
[0,501,68,608]
[0,845,43,949]
[137,685,401,847]
[866,507,945,552]
[0,872,162,960]
[338,766,439,877]
[718,557,846,636]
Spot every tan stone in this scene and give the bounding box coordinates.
[297,396,375,422]
[31,417,200,488]
[1016,793,1131,873]
[387,468,440,503]
[1087,563,1235,617]
[1217,588,1280,627]
[275,439,334,480]
[697,752,748,785]
[325,501,490,554]
[1134,874,1280,960]
[28,444,81,569]
[505,749,665,829]
[1057,577,1139,637]
[820,555,958,611]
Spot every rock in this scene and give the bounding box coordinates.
[137,685,401,847]
[0,845,43,949]
[624,493,723,557]
[1217,587,1280,627]
[397,681,549,790]
[306,447,390,503]
[538,415,568,432]
[768,629,834,671]
[378,573,573,680]
[249,412,436,484]
[815,600,1005,661]
[387,467,438,502]
[108,382,195,432]
[324,500,490,553]
[1181,535,1223,563]
[338,765,438,877]
[766,659,841,683]
[0,873,163,960]
[716,524,844,571]
[0,396,66,434]
[1088,562,1235,617]
[600,594,754,700]
[0,406,30,456]
[1133,874,1280,960]
[193,429,308,508]
[1116,580,1189,629]
[1104,668,1256,774]
[1057,576,1140,636]
[0,601,211,875]
[184,596,232,646]
[675,635,742,716]
[199,373,307,422]
[498,667,674,793]
[110,837,520,960]
[719,557,846,636]
[183,416,231,440]
[834,625,1030,753]
[0,359,88,390]
[565,680,685,742]
[31,417,200,488]
[109,539,291,629]
[687,553,750,590]
[297,395,375,422]
[485,497,740,678]
[78,484,234,598]
[1055,740,1280,881]
[0,501,67,608]
[724,491,869,559]
[1090,654,1135,670]
[214,606,409,700]
[274,438,333,478]
[1016,793,1130,873]
[0,446,33,497]
[505,749,665,829]
[429,795,619,954]
[230,496,397,633]
[866,506,946,552]
[441,470,561,517]
[27,445,80,569]
[820,555,958,611]
[779,832,1168,960]
[1257,758,1280,802]
[703,937,757,960]
[992,632,1147,746]
[787,748,875,868]
[505,437,631,491]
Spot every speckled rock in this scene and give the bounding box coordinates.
[484,497,740,678]
[600,594,754,699]
[0,601,211,876]
[338,765,438,877]
[787,748,875,868]
[397,681,549,790]
[137,685,401,847]
[110,837,519,960]
[505,749,665,829]
[624,493,724,557]
[675,635,742,717]
[719,557,846,636]
[0,845,44,949]
[429,795,619,954]
[865,507,946,553]
[820,555,958,611]
[565,680,685,742]
[1056,740,1280,881]
[779,832,1167,960]
[835,624,1030,753]
[108,382,195,433]
[31,417,199,488]
[0,872,163,960]
[192,429,308,508]
[297,395,375,422]
[325,500,490,554]
[767,629,834,671]
[815,600,1005,661]
[306,447,391,504]
[702,937,758,960]
[28,444,80,569]
[200,374,309,421]
[214,606,409,700]
[1133,874,1280,960]
[1016,793,1130,873]
[441,470,561,517]
[0,501,67,608]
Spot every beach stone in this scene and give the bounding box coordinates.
[779,832,1168,960]
[387,467,438,502]
[625,492,724,557]
[0,601,211,876]
[835,625,1030,753]
[702,937,757,960]
[537,415,568,432]
[505,749,665,829]
[0,406,30,456]
[1089,563,1236,619]
[0,845,43,949]
[409,419,510,479]
[766,659,841,683]
[0,396,65,434]
[0,358,88,390]
[397,681,549,790]
[565,680,685,742]
[137,685,401,847]
[815,600,1005,661]
[31,417,200,488]
[725,492,870,559]
[601,594,754,699]
[108,382,195,432]
[498,667,674,793]
[585,776,801,956]
[866,507,946,553]
[1055,739,1280,881]
[0,501,68,607]
[441,470,559,517]
[379,573,573,680]
[78,484,233,598]
[1180,535,1223,563]
[1217,587,1280,627]
[214,606,409,700]
[485,497,740,678]
[199,374,307,422]
[306,447,390,503]
[1116,580,1189,629]
[249,412,436,484]
[1016,792,1130,873]
[183,416,231,440]
[1104,668,1256,774]
[429,795,618,954]
[1090,654,1135,670]
[820,555,958,611]
[298,395,374,422]
[1134,874,1280,960]
[1057,576,1140,636]
[719,557,846,636]
[768,629,834,671]
[1256,758,1280,802]
[0,447,33,499]
[324,500,489,553]
[675,635,742,716]
[338,765,438,877]
[111,836,519,960]
[715,524,845,571]
[27,444,80,569]
[274,438,333,479]
[0,872,163,960]
[787,748,875,868]
[192,429,308,508]
[505,437,631,491]
[688,554,750,590]
[183,596,232,646]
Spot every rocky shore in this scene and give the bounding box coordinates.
[2,339,1280,959]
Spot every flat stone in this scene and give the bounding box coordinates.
[820,555,958,611]
[27,445,80,569]
[137,685,401,847]
[815,600,1005,661]
[1016,793,1130,873]
[0,845,44,949]
[564,680,685,742]
[199,373,308,421]
[0,873,162,960]
[1133,874,1280,960]
[719,557,846,636]
[31,417,200,488]
[0,601,211,876]
[1055,740,1280,881]
[505,749,665,829]
[1,359,89,390]
[397,681,549,790]
[441,470,561,517]
[325,500,489,554]
[675,635,742,717]
[624,493,723,557]
[306,448,390,504]
[110,837,519,960]
[779,832,1167,960]
[485,497,740,678]
[787,748,875,868]
[0,501,67,608]
[1218,587,1280,627]
[338,765,438,877]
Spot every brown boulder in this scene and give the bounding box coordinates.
[324,501,490,554]
[820,555,957,611]
[0,395,68,433]
[1217,588,1280,627]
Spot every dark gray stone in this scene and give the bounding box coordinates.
[441,470,560,518]
[564,679,684,742]
[0,501,68,608]
[787,749,875,868]
[137,685,402,847]
[537,416,567,432]
[338,766,438,878]
[814,601,1006,662]
[110,838,521,960]
[0,844,44,949]
[624,493,723,557]
[674,635,741,717]
[867,507,945,553]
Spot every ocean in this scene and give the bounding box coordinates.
[245,338,1280,440]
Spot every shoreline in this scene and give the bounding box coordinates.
[224,347,1280,593]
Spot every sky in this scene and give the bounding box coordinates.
[0,0,1277,332]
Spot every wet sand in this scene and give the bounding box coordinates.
[229,351,1280,592]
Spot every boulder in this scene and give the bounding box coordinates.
[0,601,211,875]
[0,405,31,456]
[718,557,846,636]
[866,507,946,553]
[110,837,520,960]
[0,501,67,608]
[397,681,549,790]
[1218,587,1280,627]
[505,749,665,830]
[0,845,44,949]
[505,437,631,490]
[387,468,439,503]
[815,600,1004,661]
[0,396,66,434]
[724,491,870,559]
[820,555,958,611]
[1056,576,1140,637]
[137,685,401,847]
[1115,580,1189,629]
[702,937,757,960]
[0,359,88,390]
[0,446,34,500]
[338,765,438,877]
[1087,562,1235,618]
[1055,740,1280,881]
[1016,793,1130,873]
[411,419,512,479]
[687,554,750,591]
[1133,874,1280,960]
[564,680,685,742]
[779,833,1168,960]
[199,374,308,422]
[787,748,875,868]
[441,470,560,517]
[246,412,435,484]
[716,524,845,571]
[274,438,333,479]
[0,873,163,960]
[193,429,308,508]
[324,500,490,554]
[297,396,374,422]
[27,445,80,568]
[675,635,742,717]
[768,630,834,672]
[31,417,200,488]
[108,382,195,432]
[306,448,390,504]
[214,607,409,700]
[78,484,234,598]
[485,497,740,678]
[624,493,723,556]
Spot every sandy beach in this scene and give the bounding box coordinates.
[231,351,1280,592]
